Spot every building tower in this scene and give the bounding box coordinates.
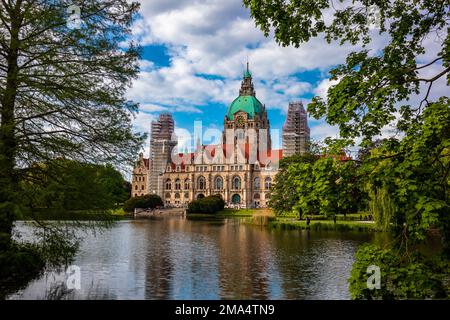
[149,113,177,197]
[282,101,310,156]
[223,62,271,157]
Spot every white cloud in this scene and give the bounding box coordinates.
[314,78,340,100]
[126,0,443,152]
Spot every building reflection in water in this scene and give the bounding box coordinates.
[9,218,378,299]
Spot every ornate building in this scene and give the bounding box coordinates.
[132,65,296,208]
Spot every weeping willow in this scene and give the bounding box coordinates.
[368,186,395,231]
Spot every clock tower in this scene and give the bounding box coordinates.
[223,63,271,160]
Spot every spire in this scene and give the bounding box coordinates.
[240,61,255,96]
[244,59,251,78]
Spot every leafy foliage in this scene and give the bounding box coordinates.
[349,244,449,299]
[187,194,226,214]
[123,194,164,213]
[20,159,130,211]
[244,0,450,299]
[0,0,143,289]
[270,153,364,217]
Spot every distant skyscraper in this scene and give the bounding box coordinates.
[282,102,310,156]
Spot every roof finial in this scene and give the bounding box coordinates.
[243,57,251,78]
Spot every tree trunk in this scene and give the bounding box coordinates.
[0,2,21,251]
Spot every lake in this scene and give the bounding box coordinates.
[8,217,384,300]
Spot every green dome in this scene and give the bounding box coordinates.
[227,95,263,120]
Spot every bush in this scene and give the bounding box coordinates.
[123,194,163,212]
[187,194,225,214]
[349,244,449,299]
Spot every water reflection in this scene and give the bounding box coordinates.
[8,218,379,300]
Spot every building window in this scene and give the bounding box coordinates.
[232,176,241,190]
[135,185,138,190]
[165,179,172,190]
[184,179,190,189]
[165,192,171,199]
[184,192,189,198]
[198,176,206,190]
[265,177,272,189]
[214,176,223,190]
[175,179,181,190]
[254,177,260,189]
[141,185,144,190]
[175,193,180,199]
[254,193,260,199]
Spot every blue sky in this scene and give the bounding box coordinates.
[125,0,446,156]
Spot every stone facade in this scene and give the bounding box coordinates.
[131,153,149,197]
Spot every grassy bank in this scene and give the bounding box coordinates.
[269,218,380,232]
[215,208,256,217]
[190,208,381,232]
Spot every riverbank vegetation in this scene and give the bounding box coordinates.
[0,1,143,297]
[245,0,450,299]
[123,194,163,213]
[187,195,225,214]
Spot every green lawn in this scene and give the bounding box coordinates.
[270,218,380,232]
[215,208,255,217]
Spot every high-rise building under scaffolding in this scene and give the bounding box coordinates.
[282,102,310,157]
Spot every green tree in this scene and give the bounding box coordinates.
[269,153,316,217]
[123,194,164,213]
[0,0,144,291]
[21,159,129,211]
[244,0,450,298]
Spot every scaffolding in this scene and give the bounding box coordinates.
[282,101,310,157]
[149,113,177,196]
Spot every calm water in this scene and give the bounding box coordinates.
[8,217,381,300]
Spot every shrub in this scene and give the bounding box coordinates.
[123,194,163,212]
[187,194,225,214]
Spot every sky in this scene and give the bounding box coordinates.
[124,0,447,158]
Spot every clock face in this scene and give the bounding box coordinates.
[236,116,244,125]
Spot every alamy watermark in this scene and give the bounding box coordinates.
[67,4,82,30]
[66,265,81,290]
[366,265,381,290]
[168,121,281,171]
[367,5,381,30]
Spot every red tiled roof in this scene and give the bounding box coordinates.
[168,144,282,167]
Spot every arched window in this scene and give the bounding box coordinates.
[165,192,171,199]
[165,179,171,190]
[198,176,206,190]
[175,179,181,190]
[254,177,260,189]
[264,177,272,189]
[175,193,180,199]
[214,176,223,190]
[184,179,190,190]
[232,176,241,190]
[254,193,260,199]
